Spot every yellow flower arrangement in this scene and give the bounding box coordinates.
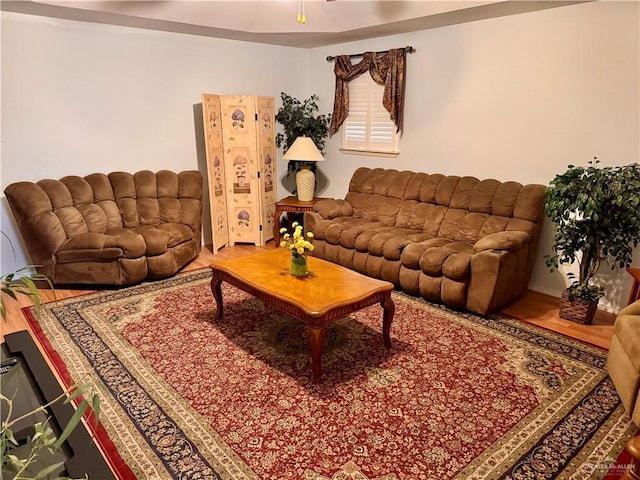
[279,221,314,256]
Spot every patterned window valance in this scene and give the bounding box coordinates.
[329,48,409,137]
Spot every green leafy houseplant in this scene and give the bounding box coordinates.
[274,92,331,181]
[544,158,640,310]
[1,233,99,480]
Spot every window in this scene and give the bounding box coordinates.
[341,74,399,156]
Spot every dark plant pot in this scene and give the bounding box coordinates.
[559,289,598,324]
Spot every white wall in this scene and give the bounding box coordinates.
[1,12,307,273]
[307,1,640,312]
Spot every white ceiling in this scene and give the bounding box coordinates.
[1,0,587,48]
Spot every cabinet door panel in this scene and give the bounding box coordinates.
[202,93,228,252]
[257,96,276,244]
[220,96,261,246]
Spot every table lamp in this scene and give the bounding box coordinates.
[282,136,325,202]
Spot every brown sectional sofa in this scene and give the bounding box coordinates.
[304,167,546,315]
[4,170,203,286]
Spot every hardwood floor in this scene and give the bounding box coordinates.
[0,242,616,349]
[500,290,615,350]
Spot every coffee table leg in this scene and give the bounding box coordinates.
[382,294,395,348]
[305,326,326,381]
[210,277,224,320]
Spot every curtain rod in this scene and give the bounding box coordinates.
[326,46,415,62]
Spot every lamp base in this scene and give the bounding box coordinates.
[296,166,315,202]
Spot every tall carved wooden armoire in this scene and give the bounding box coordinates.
[202,94,276,252]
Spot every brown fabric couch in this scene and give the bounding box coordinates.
[304,167,546,315]
[4,170,203,286]
[607,300,640,425]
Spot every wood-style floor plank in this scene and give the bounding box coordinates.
[0,243,615,349]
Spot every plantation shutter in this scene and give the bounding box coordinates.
[343,74,398,153]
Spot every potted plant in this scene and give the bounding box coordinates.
[544,158,640,323]
[279,221,315,276]
[274,92,331,191]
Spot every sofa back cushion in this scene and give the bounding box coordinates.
[108,170,202,232]
[344,192,403,225]
[348,167,545,243]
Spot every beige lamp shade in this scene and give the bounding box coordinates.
[282,137,325,202]
[282,136,325,162]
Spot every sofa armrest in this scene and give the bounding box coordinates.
[303,211,322,236]
[314,199,353,219]
[57,232,146,260]
[618,300,640,317]
[474,231,530,253]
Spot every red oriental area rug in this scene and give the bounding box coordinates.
[24,269,637,479]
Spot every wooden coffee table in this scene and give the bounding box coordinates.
[209,248,395,381]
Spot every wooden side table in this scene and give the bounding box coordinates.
[627,267,640,305]
[273,196,326,245]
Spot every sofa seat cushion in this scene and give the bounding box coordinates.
[132,223,194,256]
[419,241,474,276]
[339,223,385,249]
[442,251,474,281]
[326,220,385,248]
[56,229,146,263]
[366,229,430,260]
[157,223,195,246]
[401,238,450,269]
[354,227,395,253]
[319,217,385,244]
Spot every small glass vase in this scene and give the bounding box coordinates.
[289,252,308,277]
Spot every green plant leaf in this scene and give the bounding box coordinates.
[32,460,66,479]
[3,426,19,447]
[92,395,101,427]
[1,287,19,300]
[5,453,27,470]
